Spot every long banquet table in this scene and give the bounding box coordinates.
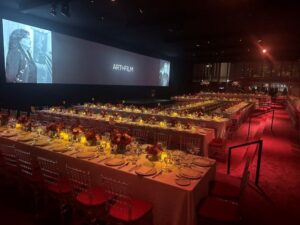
[0,129,216,225]
[74,105,230,138]
[38,110,215,156]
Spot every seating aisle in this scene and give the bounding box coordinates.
[216,103,300,225]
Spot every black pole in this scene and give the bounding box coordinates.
[271,109,274,131]
[227,147,232,175]
[255,140,263,186]
[247,117,251,140]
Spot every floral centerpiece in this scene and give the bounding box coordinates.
[0,113,9,126]
[146,143,163,161]
[71,124,83,141]
[83,128,98,146]
[17,115,32,131]
[46,122,64,137]
[111,129,132,154]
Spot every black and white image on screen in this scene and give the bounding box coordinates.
[2,19,52,83]
[159,61,170,86]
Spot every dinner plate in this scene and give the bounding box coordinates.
[83,146,98,152]
[33,139,49,147]
[175,178,191,186]
[104,158,125,166]
[135,166,157,176]
[0,130,18,137]
[178,167,203,179]
[192,158,212,167]
[51,145,69,153]
[76,151,96,159]
[17,135,34,142]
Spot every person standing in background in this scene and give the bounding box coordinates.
[5,29,37,83]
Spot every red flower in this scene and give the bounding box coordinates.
[18,115,29,124]
[146,144,162,156]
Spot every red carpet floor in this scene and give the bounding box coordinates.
[217,103,300,225]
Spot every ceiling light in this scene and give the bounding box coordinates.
[139,8,143,14]
[262,48,267,54]
[257,39,262,43]
[196,44,200,47]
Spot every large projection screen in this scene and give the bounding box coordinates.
[2,19,170,86]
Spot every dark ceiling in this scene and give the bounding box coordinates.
[1,0,300,62]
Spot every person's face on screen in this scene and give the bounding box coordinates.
[20,35,31,51]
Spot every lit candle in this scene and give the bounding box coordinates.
[80,136,87,145]
[15,123,22,129]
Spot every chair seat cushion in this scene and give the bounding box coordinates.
[76,186,107,206]
[210,180,240,200]
[110,198,152,222]
[47,179,72,194]
[198,197,240,222]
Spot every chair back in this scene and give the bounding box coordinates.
[153,133,171,148]
[102,176,132,221]
[9,109,18,118]
[30,106,36,113]
[37,156,60,186]
[15,149,37,179]
[19,111,28,117]
[66,164,91,197]
[0,145,18,172]
[180,136,203,155]
[0,108,8,113]
[131,129,149,143]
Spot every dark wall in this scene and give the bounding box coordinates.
[0,7,191,110]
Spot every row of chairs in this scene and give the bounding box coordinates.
[0,145,153,225]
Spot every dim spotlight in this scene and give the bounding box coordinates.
[50,2,57,16]
[61,2,70,17]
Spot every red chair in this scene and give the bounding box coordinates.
[209,157,251,202]
[102,175,153,224]
[65,164,108,224]
[37,156,72,225]
[198,170,250,225]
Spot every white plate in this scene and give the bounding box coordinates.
[76,152,96,159]
[193,158,212,167]
[175,178,191,186]
[0,131,18,137]
[17,135,33,142]
[51,145,69,153]
[135,166,157,176]
[179,167,203,179]
[33,139,49,147]
[104,158,125,166]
